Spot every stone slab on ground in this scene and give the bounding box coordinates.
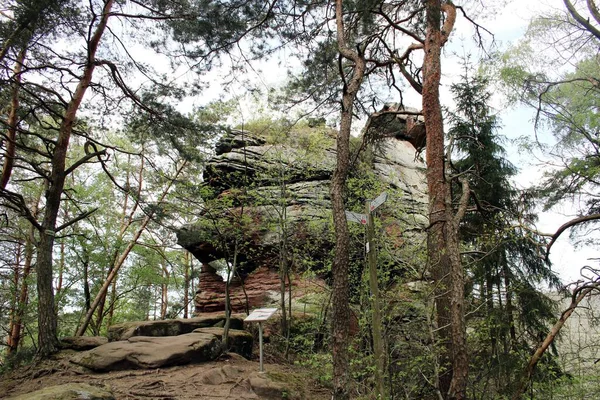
[194,327,253,359]
[60,336,108,351]
[70,332,221,372]
[249,373,289,399]
[107,315,244,341]
[7,382,114,400]
[199,364,248,385]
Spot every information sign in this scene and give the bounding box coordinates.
[369,192,388,212]
[345,210,368,225]
[245,308,278,322]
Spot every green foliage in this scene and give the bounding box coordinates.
[449,68,563,397]
[237,116,336,151]
[495,7,600,224]
[0,346,36,374]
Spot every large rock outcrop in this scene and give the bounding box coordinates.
[71,327,252,372]
[107,315,244,341]
[71,332,223,372]
[177,111,428,314]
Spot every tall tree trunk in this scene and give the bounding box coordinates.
[423,0,451,393]
[366,203,386,399]
[444,191,468,400]
[102,154,141,329]
[331,1,367,398]
[422,1,464,398]
[94,257,115,334]
[279,178,289,343]
[36,0,114,357]
[106,278,117,328]
[161,260,169,319]
[8,189,43,352]
[83,252,91,312]
[184,251,190,319]
[502,261,516,344]
[485,265,496,357]
[56,240,65,301]
[1,47,25,189]
[6,241,23,352]
[222,241,239,351]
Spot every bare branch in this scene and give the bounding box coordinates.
[64,148,107,176]
[512,267,600,400]
[454,176,470,226]
[564,0,600,40]
[55,208,99,233]
[546,213,600,258]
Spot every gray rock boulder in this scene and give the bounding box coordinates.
[107,315,243,341]
[7,383,114,400]
[60,336,108,351]
[71,332,221,372]
[248,373,290,399]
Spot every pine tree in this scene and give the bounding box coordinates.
[448,70,561,398]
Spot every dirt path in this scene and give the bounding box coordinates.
[0,353,331,399]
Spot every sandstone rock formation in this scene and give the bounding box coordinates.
[60,336,108,351]
[70,327,252,372]
[71,332,223,371]
[107,314,243,341]
[177,111,428,314]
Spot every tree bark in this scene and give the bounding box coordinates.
[423,0,451,393]
[6,241,23,352]
[184,251,190,319]
[331,1,367,398]
[160,261,169,319]
[35,0,114,357]
[422,1,465,398]
[1,47,25,189]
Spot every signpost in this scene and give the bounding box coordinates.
[245,307,278,373]
[369,191,388,212]
[345,210,367,225]
[346,192,388,398]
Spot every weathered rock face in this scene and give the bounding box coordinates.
[193,264,322,314]
[107,315,244,342]
[60,336,108,351]
[194,327,253,359]
[71,328,253,372]
[177,112,428,314]
[71,332,223,372]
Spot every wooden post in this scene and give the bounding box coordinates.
[366,200,385,399]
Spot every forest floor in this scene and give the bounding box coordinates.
[0,351,331,399]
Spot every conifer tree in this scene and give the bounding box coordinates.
[448,70,561,397]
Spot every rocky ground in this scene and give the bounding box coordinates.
[0,352,331,399]
[0,315,331,399]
